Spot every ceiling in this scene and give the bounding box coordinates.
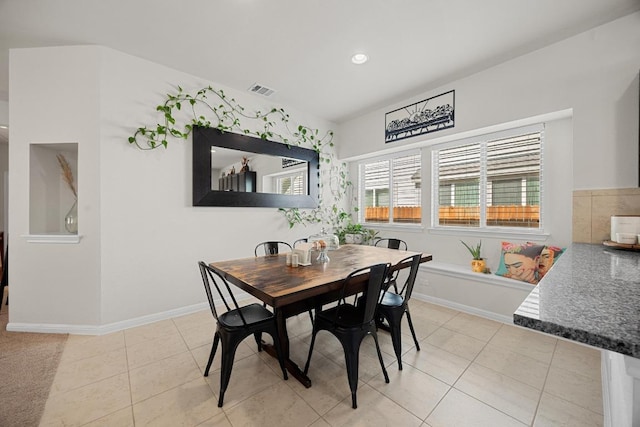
[0,0,639,145]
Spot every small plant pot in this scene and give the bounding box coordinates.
[471,259,486,273]
[345,233,364,244]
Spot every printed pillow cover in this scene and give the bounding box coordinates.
[536,245,565,280]
[495,242,545,284]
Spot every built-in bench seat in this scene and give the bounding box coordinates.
[413,261,535,324]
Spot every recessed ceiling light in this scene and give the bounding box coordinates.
[0,125,7,129]
[351,53,368,65]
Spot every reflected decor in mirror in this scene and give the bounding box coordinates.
[193,127,319,208]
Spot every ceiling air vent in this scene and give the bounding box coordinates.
[248,83,276,97]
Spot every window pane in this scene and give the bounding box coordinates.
[434,128,542,230]
[276,171,306,195]
[363,160,390,223]
[486,132,540,227]
[392,154,421,223]
[437,143,480,227]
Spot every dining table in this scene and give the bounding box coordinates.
[208,243,432,387]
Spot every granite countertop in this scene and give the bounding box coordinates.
[514,243,640,358]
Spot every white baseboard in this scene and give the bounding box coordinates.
[6,302,210,335]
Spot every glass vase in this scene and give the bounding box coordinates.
[316,249,330,263]
[64,199,78,234]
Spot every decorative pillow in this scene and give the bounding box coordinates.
[495,242,545,284]
[536,245,565,280]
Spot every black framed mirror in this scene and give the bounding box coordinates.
[193,127,319,208]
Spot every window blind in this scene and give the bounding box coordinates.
[433,127,543,229]
[360,152,421,224]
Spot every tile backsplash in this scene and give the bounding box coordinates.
[573,188,640,243]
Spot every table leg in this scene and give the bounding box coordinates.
[261,308,312,388]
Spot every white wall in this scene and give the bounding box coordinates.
[339,12,640,190]
[9,46,102,326]
[9,45,335,331]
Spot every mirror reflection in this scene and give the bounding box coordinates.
[210,146,308,196]
[192,127,319,208]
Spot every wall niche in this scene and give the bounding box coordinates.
[28,143,79,242]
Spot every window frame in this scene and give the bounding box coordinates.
[273,168,307,196]
[430,124,545,236]
[357,149,422,227]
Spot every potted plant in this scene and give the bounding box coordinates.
[461,240,486,273]
[337,223,378,245]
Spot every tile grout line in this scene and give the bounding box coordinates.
[448,322,536,426]
[529,337,558,426]
[123,327,137,426]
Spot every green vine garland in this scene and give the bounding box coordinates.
[128,85,355,229]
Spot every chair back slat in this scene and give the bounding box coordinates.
[396,254,421,300]
[255,241,292,257]
[333,263,389,326]
[361,264,389,324]
[198,261,248,326]
[375,238,408,251]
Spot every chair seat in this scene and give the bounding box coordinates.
[380,292,404,308]
[219,303,274,328]
[317,304,365,328]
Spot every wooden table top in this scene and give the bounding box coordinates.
[209,244,432,308]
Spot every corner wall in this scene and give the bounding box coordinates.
[9,46,102,326]
[8,45,335,331]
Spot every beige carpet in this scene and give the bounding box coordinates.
[0,290,68,427]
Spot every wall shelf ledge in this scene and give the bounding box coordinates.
[22,234,82,244]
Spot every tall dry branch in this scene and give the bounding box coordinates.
[56,154,77,198]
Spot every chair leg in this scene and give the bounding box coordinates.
[389,319,404,370]
[371,332,390,383]
[217,335,241,407]
[405,308,420,351]
[254,332,263,352]
[342,336,363,409]
[204,333,220,377]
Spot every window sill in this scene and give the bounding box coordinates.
[364,223,424,232]
[427,226,549,242]
[22,234,82,244]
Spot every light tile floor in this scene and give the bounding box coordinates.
[39,300,604,426]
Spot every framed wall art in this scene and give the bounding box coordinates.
[385,90,455,143]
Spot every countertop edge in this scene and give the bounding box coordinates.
[513,313,640,358]
[513,243,640,359]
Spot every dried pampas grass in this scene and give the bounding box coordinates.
[56,154,77,198]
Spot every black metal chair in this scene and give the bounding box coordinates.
[374,238,408,293]
[374,238,408,251]
[376,254,422,370]
[254,241,292,257]
[304,263,390,409]
[198,261,288,407]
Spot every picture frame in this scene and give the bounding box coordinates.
[385,90,455,143]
